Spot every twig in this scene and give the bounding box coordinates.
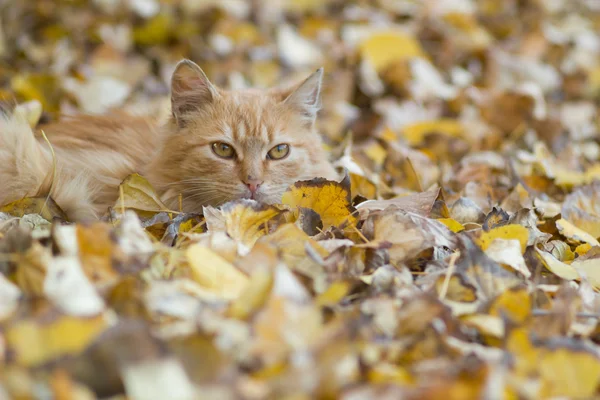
[439,250,461,300]
[532,309,600,319]
[40,130,56,216]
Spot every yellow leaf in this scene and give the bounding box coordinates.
[284,0,333,12]
[367,364,412,385]
[552,163,600,187]
[114,174,171,214]
[281,176,357,230]
[576,243,592,257]
[76,223,120,285]
[487,286,530,324]
[363,142,387,167]
[186,244,248,300]
[462,314,504,338]
[214,200,282,248]
[437,218,465,233]
[442,13,493,50]
[401,119,464,146]
[539,347,600,399]
[260,223,328,279]
[359,31,424,72]
[6,313,109,367]
[507,327,540,377]
[11,74,60,113]
[435,274,477,302]
[535,248,579,281]
[133,14,172,45]
[556,218,600,246]
[571,257,600,289]
[1,196,68,221]
[478,224,529,253]
[228,244,276,319]
[349,173,377,200]
[316,280,353,307]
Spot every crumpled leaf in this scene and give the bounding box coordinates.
[356,187,439,218]
[205,200,282,251]
[114,173,171,214]
[556,218,600,246]
[372,209,457,263]
[535,247,579,281]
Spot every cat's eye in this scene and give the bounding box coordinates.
[267,144,290,160]
[212,142,235,159]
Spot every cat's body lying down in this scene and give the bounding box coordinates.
[0,60,337,221]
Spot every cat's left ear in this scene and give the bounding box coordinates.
[171,59,218,127]
[282,68,323,124]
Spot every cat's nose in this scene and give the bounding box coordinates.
[244,179,263,193]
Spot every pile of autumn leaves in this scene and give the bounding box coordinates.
[3,0,600,397]
[2,137,600,398]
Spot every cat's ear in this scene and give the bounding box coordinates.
[171,59,218,127]
[282,68,323,124]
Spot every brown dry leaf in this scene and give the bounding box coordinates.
[74,224,121,285]
[12,241,50,296]
[114,173,171,215]
[561,183,600,239]
[372,209,457,263]
[356,187,440,218]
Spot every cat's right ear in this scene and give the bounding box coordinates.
[171,59,218,127]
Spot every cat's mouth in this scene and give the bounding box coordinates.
[241,190,259,201]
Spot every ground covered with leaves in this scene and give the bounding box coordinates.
[2,0,600,399]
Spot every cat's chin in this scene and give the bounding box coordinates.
[238,191,279,205]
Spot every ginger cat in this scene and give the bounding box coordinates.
[0,60,337,221]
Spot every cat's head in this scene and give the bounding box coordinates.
[150,59,337,211]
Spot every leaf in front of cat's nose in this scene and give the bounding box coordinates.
[204,200,284,251]
[281,177,357,231]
